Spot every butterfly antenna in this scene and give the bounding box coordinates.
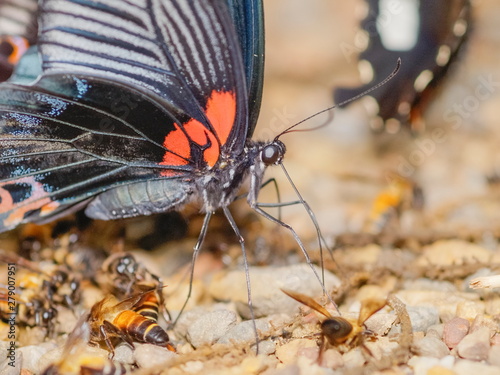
[275,58,402,139]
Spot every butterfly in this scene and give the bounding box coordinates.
[335,0,471,132]
[0,0,266,231]
[0,0,335,341]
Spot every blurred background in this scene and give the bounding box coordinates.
[258,0,500,244]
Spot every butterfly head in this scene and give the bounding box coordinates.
[260,139,286,166]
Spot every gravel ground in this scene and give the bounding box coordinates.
[1,1,500,374]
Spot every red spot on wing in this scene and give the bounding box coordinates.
[160,90,236,176]
[0,177,59,228]
[160,123,190,168]
[205,91,236,146]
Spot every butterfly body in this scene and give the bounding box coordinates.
[86,139,272,219]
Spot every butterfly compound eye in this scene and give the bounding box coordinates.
[261,140,286,166]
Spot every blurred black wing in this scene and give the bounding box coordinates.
[334,0,470,131]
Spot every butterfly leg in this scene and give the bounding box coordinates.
[222,206,260,354]
[235,178,285,231]
[172,212,212,326]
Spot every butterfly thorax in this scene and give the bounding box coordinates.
[194,140,270,213]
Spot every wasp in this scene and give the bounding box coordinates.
[88,287,175,354]
[282,289,386,355]
[42,316,132,375]
[0,251,81,307]
[100,252,161,297]
[0,251,80,333]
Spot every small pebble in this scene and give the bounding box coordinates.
[241,355,277,373]
[134,343,177,368]
[453,358,500,375]
[426,324,445,340]
[490,334,500,346]
[470,314,497,333]
[275,339,317,365]
[113,344,135,365]
[413,336,450,358]
[352,284,389,301]
[181,361,204,373]
[255,340,276,356]
[186,309,237,348]
[364,337,399,360]
[208,264,340,318]
[364,312,397,336]
[19,343,57,374]
[426,366,455,375]
[488,345,500,367]
[164,278,206,313]
[269,364,300,375]
[443,317,470,349]
[456,326,491,361]
[0,349,22,375]
[296,347,320,364]
[37,347,63,373]
[217,318,270,345]
[396,290,477,322]
[319,348,343,369]
[343,244,382,267]
[38,345,109,373]
[406,305,440,332]
[174,306,212,338]
[417,240,491,267]
[408,356,444,375]
[456,300,485,320]
[342,348,365,368]
[485,298,500,316]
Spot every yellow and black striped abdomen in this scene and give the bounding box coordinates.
[113,310,169,346]
[133,290,160,321]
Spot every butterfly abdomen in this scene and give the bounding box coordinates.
[84,180,191,220]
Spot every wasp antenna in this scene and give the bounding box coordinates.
[276,58,402,140]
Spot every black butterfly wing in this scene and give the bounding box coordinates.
[0,74,194,230]
[40,0,250,153]
[0,0,262,231]
[226,0,264,138]
[334,0,470,130]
